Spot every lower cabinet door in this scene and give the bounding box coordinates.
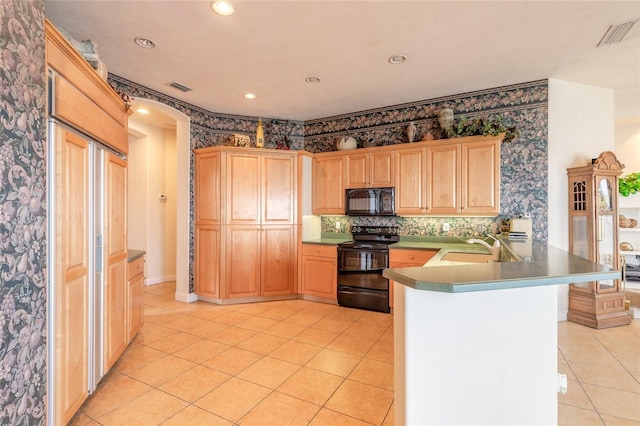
[262,226,296,296]
[128,269,144,340]
[195,225,221,298]
[301,255,337,299]
[225,227,261,298]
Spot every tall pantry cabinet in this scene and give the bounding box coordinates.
[195,147,298,301]
[46,20,129,425]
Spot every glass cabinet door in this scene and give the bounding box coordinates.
[596,213,617,292]
[570,215,591,291]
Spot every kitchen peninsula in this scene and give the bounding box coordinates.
[384,238,621,425]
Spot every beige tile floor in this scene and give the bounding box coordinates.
[69,282,639,425]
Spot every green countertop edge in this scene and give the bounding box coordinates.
[384,238,621,293]
[127,249,145,262]
[301,235,620,293]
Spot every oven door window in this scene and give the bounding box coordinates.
[338,248,388,272]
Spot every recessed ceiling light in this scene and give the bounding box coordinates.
[243,93,256,100]
[211,1,234,16]
[305,76,321,84]
[136,108,149,114]
[134,36,155,49]
[388,54,407,64]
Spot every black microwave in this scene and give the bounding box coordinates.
[345,187,395,216]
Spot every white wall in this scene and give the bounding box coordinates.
[615,88,640,173]
[548,79,615,319]
[127,119,177,285]
[164,129,177,278]
[127,130,148,254]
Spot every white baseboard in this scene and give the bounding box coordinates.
[145,275,176,286]
[175,291,198,303]
[557,310,568,322]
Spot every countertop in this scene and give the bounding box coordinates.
[127,249,145,262]
[302,233,352,245]
[383,237,620,293]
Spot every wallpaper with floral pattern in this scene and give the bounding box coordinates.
[0,0,47,424]
[109,76,548,292]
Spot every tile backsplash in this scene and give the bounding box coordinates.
[322,216,507,238]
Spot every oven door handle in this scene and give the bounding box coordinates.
[337,247,388,254]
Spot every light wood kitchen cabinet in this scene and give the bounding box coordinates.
[389,248,437,308]
[225,226,262,298]
[47,20,130,425]
[195,150,221,299]
[345,149,395,188]
[262,226,297,296]
[226,151,296,225]
[395,147,427,214]
[426,143,459,215]
[312,153,345,214]
[462,138,500,214]
[224,225,297,298]
[194,147,298,301]
[53,127,90,426]
[104,153,128,372]
[46,22,127,155]
[195,225,222,299]
[195,150,221,225]
[127,255,145,340]
[426,135,501,215]
[301,244,337,299]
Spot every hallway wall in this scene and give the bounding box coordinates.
[128,120,177,284]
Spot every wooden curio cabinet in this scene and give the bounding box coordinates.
[567,151,632,329]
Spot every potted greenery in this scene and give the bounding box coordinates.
[619,172,640,196]
[445,114,520,143]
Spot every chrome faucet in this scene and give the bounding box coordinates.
[466,235,501,261]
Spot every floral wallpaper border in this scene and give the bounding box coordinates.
[0,1,47,425]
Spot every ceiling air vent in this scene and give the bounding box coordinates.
[167,81,192,92]
[597,20,638,47]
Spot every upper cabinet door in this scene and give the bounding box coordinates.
[369,150,394,188]
[345,150,394,188]
[345,152,369,188]
[462,139,500,215]
[426,143,460,215]
[262,153,297,224]
[227,153,261,225]
[312,154,345,214]
[195,151,221,225]
[395,147,426,215]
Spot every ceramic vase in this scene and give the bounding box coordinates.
[406,121,417,142]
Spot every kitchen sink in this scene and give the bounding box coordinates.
[440,252,495,263]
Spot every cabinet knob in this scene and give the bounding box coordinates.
[137,264,142,270]
[410,255,414,260]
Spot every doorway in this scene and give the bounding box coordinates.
[127,99,192,302]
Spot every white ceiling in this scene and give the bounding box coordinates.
[45,1,640,122]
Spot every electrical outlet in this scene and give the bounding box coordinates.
[523,212,531,218]
[335,221,341,231]
[442,222,450,232]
